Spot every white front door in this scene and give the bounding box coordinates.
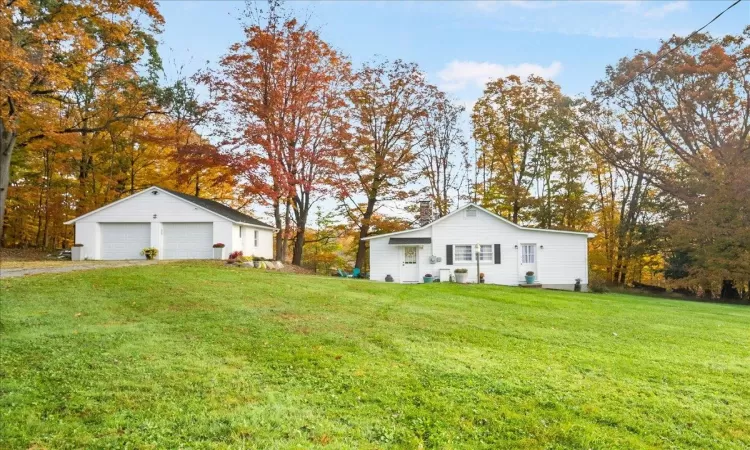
[100,223,151,260]
[401,246,419,283]
[163,223,213,259]
[520,243,538,280]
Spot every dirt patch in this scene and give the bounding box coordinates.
[0,248,69,269]
[278,264,316,275]
[0,260,163,279]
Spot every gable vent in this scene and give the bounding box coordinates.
[466,207,477,217]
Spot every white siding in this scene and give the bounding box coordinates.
[368,228,431,283]
[368,207,589,287]
[239,226,274,259]
[72,189,270,260]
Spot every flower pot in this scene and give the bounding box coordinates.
[385,274,394,282]
[423,276,433,284]
[213,247,224,260]
[455,272,468,284]
[525,275,535,284]
[145,254,153,260]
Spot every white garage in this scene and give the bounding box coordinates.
[65,186,276,261]
[101,223,151,260]
[163,223,213,259]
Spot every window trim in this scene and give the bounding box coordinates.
[452,244,494,263]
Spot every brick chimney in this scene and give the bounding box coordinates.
[419,200,433,227]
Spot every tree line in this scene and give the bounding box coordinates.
[2,1,748,298]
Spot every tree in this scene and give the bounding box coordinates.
[472,75,566,224]
[418,92,469,217]
[576,103,672,285]
[199,3,350,265]
[592,27,750,293]
[0,0,164,230]
[337,59,434,270]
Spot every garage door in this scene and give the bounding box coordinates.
[101,223,151,260]
[163,223,213,259]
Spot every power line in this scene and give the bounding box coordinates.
[604,0,743,103]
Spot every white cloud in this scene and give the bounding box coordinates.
[437,60,563,92]
[642,1,688,18]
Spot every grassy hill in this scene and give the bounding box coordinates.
[2,262,749,449]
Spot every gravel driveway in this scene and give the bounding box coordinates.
[0,260,161,279]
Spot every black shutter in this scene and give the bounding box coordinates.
[446,245,453,265]
[494,244,501,264]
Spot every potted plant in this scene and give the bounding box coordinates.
[141,247,158,260]
[385,274,394,282]
[454,268,468,284]
[525,271,535,284]
[213,243,225,260]
[71,243,84,261]
[479,272,485,284]
[574,278,582,292]
[423,273,433,284]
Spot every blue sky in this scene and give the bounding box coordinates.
[154,0,749,218]
[157,0,748,106]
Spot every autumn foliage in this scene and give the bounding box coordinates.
[1,1,748,298]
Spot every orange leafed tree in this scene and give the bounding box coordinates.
[337,59,435,270]
[199,3,351,265]
[0,0,165,228]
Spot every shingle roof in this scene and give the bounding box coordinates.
[160,187,275,229]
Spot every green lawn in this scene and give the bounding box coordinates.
[1,263,749,449]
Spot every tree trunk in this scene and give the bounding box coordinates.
[291,195,308,266]
[0,118,17,233]
[354,196,377,270]
[281,199,291,262]
[273,198,283,261]
[292,223,305,266]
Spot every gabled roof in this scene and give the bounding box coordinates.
[64,186,276,230]
[158,188,274,229]
[362,203,595,241]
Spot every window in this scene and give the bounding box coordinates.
[479,245,493,261]
[522,244,536,264]
[454,245,473,262]
[239,227,242,238]
[403,247,417,264]
[453,244,494,262]
[254,230,259,247]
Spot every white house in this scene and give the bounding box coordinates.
[364,203,594,290]
[65,186,275,260]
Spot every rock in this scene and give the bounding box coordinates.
[275,261,284,269]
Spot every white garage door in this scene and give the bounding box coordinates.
[101,223,151,260]
[163,223,213,259]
